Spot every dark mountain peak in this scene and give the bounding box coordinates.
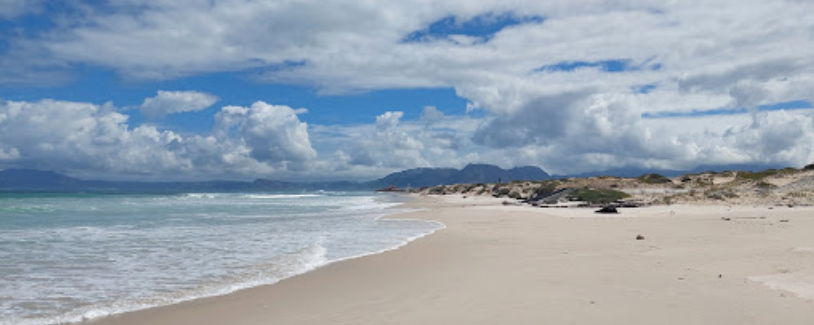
[507,166,550,177]
[374,164,550,188]
[460,163,504,174]
[0,164,552,192]
[253,179,286,185]
[0,169,81,186]
[392,167,458,175]
[375,167,459,188]
[462,163,502,169]
[457,164,508,184]
[509,165,546,172]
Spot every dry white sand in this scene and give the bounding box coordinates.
[90,195,814,325]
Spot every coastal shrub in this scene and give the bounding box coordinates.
[508,191,522,199]
[718,171,735,177]
[779,167,797,175]
[476,189,487,195]
[681,176,692,183]
[533,182,558,199]
[706,189,738,200]
[804,164,814,171]
[637,173,671,184]
[429,186,446,194]
[756,181,777,189]
[497,188,511,196]
[566,188,630,204]
[738,169,778,181]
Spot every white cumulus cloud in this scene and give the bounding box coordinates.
[139,90,219,119]
[0,98,318,180]
[216,101,317,168]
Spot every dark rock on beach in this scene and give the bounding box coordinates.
[595,206,619,214]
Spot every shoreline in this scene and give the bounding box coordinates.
[88,194,813,325]
[37,193,439,325]
[6,193,440,325]
[79,194,447,325]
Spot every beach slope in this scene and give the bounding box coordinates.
[92,196,814,325]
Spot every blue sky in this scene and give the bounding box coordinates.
[0,66,470,133]
[1,0,813,181]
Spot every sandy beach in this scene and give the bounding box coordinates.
[90,195,814,325]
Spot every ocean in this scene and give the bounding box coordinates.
[0,191,442,325]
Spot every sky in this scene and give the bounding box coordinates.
[0,0,813,181]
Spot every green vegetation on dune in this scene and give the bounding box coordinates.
[637,173,672,184]
[533,181,559,198]
[566,188,630,204]
[706,189,739,200]
[736,167,800,181]
[737,169,779,181]
[756,181,777,189]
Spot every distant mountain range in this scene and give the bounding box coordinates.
[0,162,787,193]
[0,164,550,192]
[375,164,550,188]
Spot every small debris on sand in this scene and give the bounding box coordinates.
[636,234,645,240]
[595,206,618,214]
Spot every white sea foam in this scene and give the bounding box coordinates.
[3,242,331,325]
[0,192,441,325]
[180,193,219,199]
[243,194,323,199]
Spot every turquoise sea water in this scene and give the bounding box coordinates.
[0,192,441,325]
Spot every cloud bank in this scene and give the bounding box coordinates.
[1,0,813,179]
[0,99,318,180]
